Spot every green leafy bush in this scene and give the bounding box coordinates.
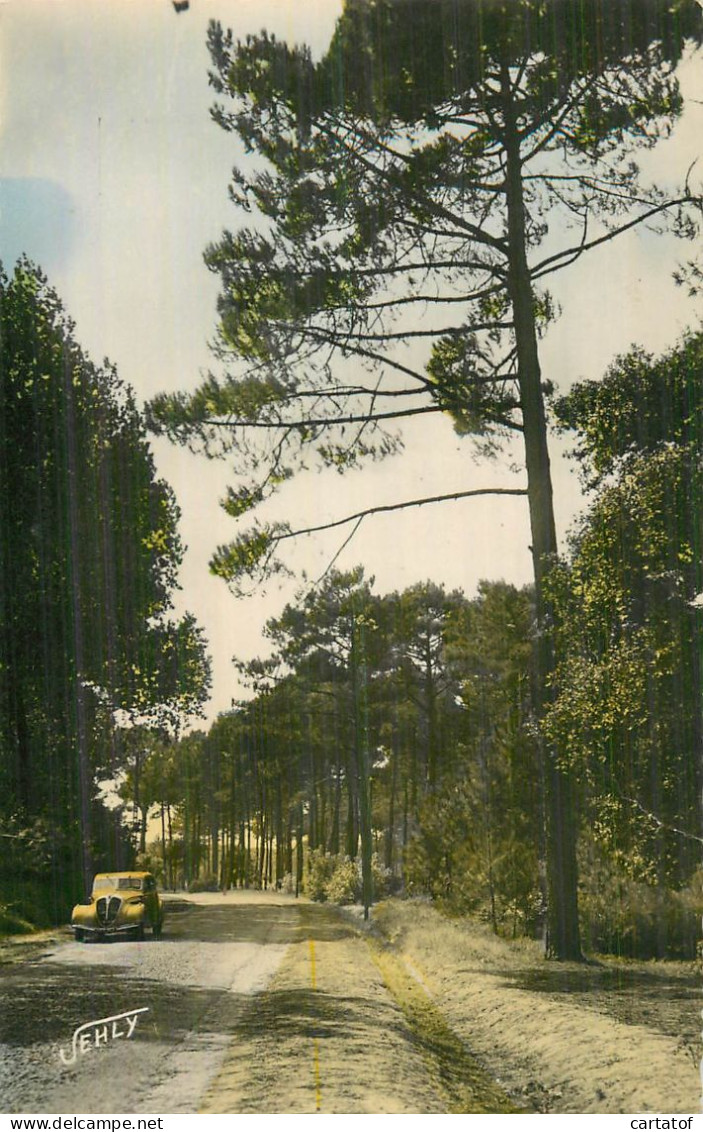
[305,850,390,906]
[369,854,392,900]
[579,848,701,958]
[0,902,34,935]
[304,849,337,902]
[325,858,360,905]
[188,872,219,893]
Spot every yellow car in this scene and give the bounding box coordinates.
[71,871,164,941]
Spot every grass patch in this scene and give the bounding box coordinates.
[368,940,524,1114]
[0,904,35,936]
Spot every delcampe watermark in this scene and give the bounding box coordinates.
[58,1008,149,1066]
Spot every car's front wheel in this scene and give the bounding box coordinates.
[74,928,84,943]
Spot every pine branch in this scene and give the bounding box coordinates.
[624,795,703,845]
[275,486,528,543]
[519,74,598,161]
[316,516,365,583]
[362,281,505,311]
[531,195,698,281]
[337,258,507,281]
[196,404,442,430]
[318,118,510,256]
[301,319,515,343]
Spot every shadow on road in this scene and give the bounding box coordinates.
[0,961,217,1048]
[168,898,358,945]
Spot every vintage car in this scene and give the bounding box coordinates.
[71,871,164,941]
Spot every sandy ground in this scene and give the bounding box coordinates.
[2,892,701,1114]
[371,899,702,1114]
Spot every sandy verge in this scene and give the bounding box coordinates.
[372,900,701,1114]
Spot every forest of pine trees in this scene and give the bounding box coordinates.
[2,1,702,963]
[132,327,703,962]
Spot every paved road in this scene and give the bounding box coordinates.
[0,893,298,1114]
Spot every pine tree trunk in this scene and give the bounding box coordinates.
[352,624,373,920]
[166,803,174,889]
[329,765,341,854]
[502,65,581,960]
[386,740,398,871]
[160,803,167,888]
[296,803,304,897]
[345,763,357,859]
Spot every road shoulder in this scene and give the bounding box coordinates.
[373,899,700,1114]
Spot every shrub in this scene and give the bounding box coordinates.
[188,872,219,893]
[305,850,391,906]
[304,849,396,906]
[304,849,337,902]
[370,854,392,900]
[326,858,360,905]
[135,851,164,885]
[0,902,34,935]
[578,848,701,959]
[403,836,435,898]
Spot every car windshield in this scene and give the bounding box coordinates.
[92,876,143,893]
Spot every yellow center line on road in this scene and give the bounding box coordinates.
[308,938,322,1113]
[308,937,317,990]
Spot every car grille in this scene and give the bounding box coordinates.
[96,895,122,925]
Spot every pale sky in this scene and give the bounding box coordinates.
[1,0,701,721]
